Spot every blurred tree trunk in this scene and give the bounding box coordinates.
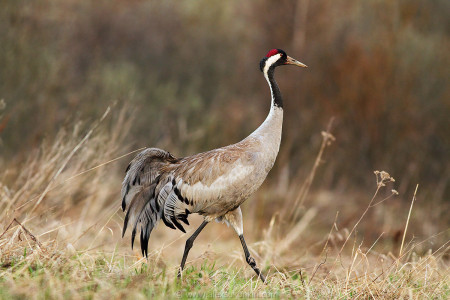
[292,0,309,53]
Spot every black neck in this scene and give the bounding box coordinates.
[267,67,283,108]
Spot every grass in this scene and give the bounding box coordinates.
[0,244,448,299]
[0,108,449,299]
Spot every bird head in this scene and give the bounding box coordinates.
[259,49,307,73]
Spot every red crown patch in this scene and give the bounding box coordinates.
[265,49,280,58]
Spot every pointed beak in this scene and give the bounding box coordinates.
[285,56,308,68]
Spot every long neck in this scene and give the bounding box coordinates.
[266,67,283,108]
[248,66,284,142]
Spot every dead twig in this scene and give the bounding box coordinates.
[0,218,16,240]
[14,218,44,249]
[310,249,328,284]
[0,218,44,250]
[299,269,306,290]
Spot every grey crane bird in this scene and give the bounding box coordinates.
[121,49,307,283]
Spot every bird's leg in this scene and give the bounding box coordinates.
[178,220,209,278]
[239,234,266,283]
[222,207,267,283]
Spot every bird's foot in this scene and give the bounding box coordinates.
[246,256,266,284]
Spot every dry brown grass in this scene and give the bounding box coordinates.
[0,108,448,299]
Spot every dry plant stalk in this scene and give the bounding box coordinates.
[290,118,335,222]
[26,107,111,218]
[399,184,419,259]
[322,170,398,282]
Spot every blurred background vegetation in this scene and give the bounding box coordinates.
[0,0,449,245]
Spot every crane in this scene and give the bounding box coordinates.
[121,49,307,283]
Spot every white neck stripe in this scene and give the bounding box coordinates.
[263,54,282,76]
[263,54,282,110]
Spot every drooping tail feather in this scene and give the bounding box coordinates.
[121,148,178,256]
